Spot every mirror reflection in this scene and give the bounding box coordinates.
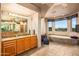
[1,11,28,38]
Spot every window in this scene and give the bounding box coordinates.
[47,20,53,31]
[72,17,77,32]
[55,19,67,31]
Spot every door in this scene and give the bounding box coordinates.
[30,36,37,48]
[24,37,31,50]
[16,39,25,54]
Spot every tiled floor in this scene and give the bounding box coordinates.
[19,42,79,56]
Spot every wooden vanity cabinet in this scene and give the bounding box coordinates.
[2,40,16,56]
[2,35,37,56]
[16,38,25,54]
[24,37,31,51]
[30,36,37,48]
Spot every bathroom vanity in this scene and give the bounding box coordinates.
[1,35,37,56]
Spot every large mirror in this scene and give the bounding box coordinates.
[1,11,28,38]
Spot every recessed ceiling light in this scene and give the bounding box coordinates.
[9,13,28,19]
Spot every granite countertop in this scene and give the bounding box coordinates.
[2,35,36,41]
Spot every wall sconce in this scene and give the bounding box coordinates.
[20,21,24,25]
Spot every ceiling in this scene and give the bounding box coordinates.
[32,3,79,19]
[32,3,53,18]
[1,3,79,19]
[1,3,36,17]
[32,3,53,9]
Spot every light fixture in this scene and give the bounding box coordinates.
[24,22,26,25]
[9,13,28,19]
[20,21,24,25]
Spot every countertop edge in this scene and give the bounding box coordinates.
[2,35,36,41]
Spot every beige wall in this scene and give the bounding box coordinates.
[32,13,41,47]
[41,18,46,35]
[27,17,32,34]
[31,13,39,35]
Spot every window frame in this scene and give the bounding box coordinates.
[47,20,54,32]
[71,16,77,32]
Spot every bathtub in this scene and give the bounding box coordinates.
[48,35,79,45]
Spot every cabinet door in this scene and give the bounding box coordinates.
[2,40,16,56]
[24,37,31,50]
[16,39,25,54]
[2,45,16,56]
[31,36,37,48]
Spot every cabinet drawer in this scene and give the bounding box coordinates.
[2,45,16,56]
[2,40,16,47]
[2,40,16,56]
